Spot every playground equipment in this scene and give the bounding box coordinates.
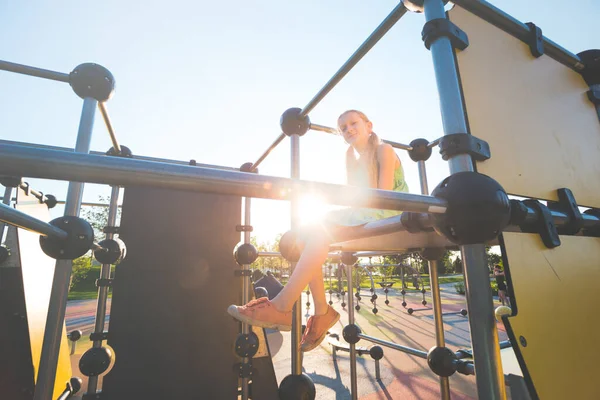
[0,0,599,399]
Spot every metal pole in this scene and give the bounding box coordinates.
[300,2,408,116]
[451,0,584,71]
[86,185,120,395]
[0,202,68,239]
[357,333,428,358]
[0,60,70,82]
[0,145,449,214]
[34,97,97,400]
[251,133,286,172]
[241,196,252,400]
[290,134,302,375]
[346,261,358,400]
[423,0,505,398]
[98,102,121,154]
[0,186,13,242]
[428,260,451,399]
[418,159,450,399]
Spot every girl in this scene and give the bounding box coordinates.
[228,110,409,352]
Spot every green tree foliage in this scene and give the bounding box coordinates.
[81,195,121,240]
[71,256,93,290]
[250,234,287,278]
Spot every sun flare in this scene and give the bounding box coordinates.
[297,194,329,225]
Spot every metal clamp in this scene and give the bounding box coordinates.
[547,188,583,235]
[519,200,560,248]
[439,133,490,161]
[422,19,469,51]
[95,278,113,287]
[525,22,544,58]
[236,224,253,232]
[89,331,109,341]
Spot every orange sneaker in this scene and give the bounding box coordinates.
[300,306,340,352]
[227,297,292,331]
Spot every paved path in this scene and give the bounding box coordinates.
[65,279,513,399]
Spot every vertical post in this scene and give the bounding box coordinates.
[86,185,120,395]
[241,196,252,400]
[346,261,358,400]
[422,0,505,398]
[418,159,451,399]
[0,186,13,241]
[34,97,97,400]
[290,134,303,375]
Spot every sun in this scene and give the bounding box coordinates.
[296,194,329,225]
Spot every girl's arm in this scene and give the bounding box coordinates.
[376,143,398,190]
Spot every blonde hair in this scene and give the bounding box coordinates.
[338,110,381,188]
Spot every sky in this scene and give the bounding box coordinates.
[1,0,598,245]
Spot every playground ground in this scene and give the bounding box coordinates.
[65,283,513,399]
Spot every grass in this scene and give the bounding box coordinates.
[68,291,112,301]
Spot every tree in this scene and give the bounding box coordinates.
[81,195,121,240]
[70,256,93,290]
[486,246,502,270]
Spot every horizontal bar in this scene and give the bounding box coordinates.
[0,202,67,240]
[451,0,584,71]
[0,60,70,82]
[358,332,428,359]
[0,139,238,171]
[98,102,121,154]
[310,123,413,151]
[300,2,408,116]
[521,205,600,230]
[250,133,286,172]
[0,144,449,214]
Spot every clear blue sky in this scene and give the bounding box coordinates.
[1,1,598,243]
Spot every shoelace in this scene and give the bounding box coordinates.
[243,297,269,309]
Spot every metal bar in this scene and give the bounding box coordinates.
[34,97,97,400]
[86,185,120,395]
[358,333,428,359]
[310,123,413,151]
[346,261,358,400]
[0,60,70,82]
[428,137,441,148]
[251,133,286,172]
[309,123,338,134]
[0,187,13,241]
[0,139,239,171]
[418,159,450,399]
[0,144,449,214]
[0,202,68,239]
[290,134,302,375]
[98,102,121,154]
[423,0,506,398]
[428,260,451,399]
[300,2,408,116]
[238,196,252,399]
[451,0,584,71]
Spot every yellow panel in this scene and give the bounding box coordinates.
[16,194,72,399]
[449,7,600,208]
[502,232,600,400]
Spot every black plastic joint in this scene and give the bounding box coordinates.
[509,199,529,225]
[240,162,258,173]
[547,188,583,235]
[422,19,469,51]
[102,226,120,234]
[236,225,254,232]
[234,269,252,277]
[525,22,544,58]
[106,145,133,158]
[519,199,560,248]
[235,362,254,378]
[400,212,433,233]
[95,278,113,287]
[89,331,109,341]
[408,138,432,162]
[439,134,490,161]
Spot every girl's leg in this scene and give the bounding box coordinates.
[271,228,331,312]
[308,268,328,316]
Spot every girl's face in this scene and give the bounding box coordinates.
[338,112,373,150]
